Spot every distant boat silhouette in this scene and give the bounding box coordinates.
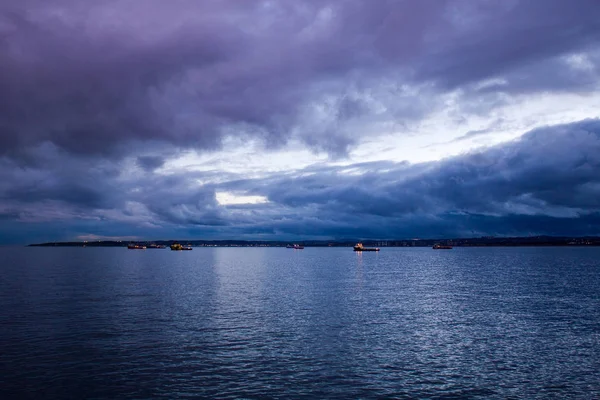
[170,243,192,251]
[353,243,379,252]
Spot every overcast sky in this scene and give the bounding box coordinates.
[1,0,600,244]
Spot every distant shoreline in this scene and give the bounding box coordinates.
[27,236,600,248]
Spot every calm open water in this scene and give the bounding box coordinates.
[1,246,599,399]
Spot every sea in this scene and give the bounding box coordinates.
[1,246,599,399]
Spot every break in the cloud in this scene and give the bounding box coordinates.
[1,0,600,243]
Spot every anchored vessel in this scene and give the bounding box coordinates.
[147,244,166,249]
[286,244,304,249]
[170,243,193,251]
[433,244,453,249]
[353,243,380,252]
[127,244,146,250]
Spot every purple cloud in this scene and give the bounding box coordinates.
[1,1,600,242]
[1,0,598,159]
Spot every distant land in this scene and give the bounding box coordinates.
[28,236,600,247]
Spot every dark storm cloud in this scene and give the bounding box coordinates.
[136,156,166,172]
[3,119,599,242]
[0,2,241,159]
[2,1,600,242]
[1,0,599,160]
[215,119,600,238]
[417,0,600,89]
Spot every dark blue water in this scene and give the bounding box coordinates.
[1,247,599,399]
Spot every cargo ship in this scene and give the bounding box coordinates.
[147,244,166,249]
[433,244,453,249]
[353,243,380,252]
[286,244,304,249]
[127,244,146,250]
[170,243,192,251]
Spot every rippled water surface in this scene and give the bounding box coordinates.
[1,246,599,398]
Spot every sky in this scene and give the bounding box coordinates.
[1,0,600,244]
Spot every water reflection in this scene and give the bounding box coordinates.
[1,246,600,398]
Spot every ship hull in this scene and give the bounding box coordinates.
[353,242,380,251]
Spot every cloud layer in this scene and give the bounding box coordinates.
[1,1,600,242]
[2,120,600,243]
[2,0,599,158]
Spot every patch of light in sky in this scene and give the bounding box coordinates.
[474,77,508,91]
[158,138,328,177]
[564,53,595,71]
[351,91,600,164]
[159,90,600,177]
[216,192,269,205]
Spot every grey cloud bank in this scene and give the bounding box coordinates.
[1,0,600,242]
[2,120,600,243]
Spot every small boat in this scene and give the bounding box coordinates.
[353,243,379,252]
[433,244,453,249]
[170,243,193,251]
[127,244,146,250]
